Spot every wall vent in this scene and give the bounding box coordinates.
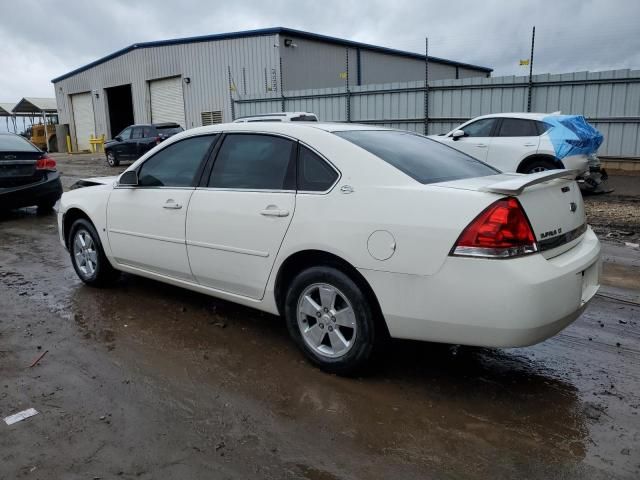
[201,111,223,126]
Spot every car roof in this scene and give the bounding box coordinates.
[182,122,394,136]
[470,112,560,121]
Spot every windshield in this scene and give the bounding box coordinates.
[334,130,498,184]
[156,126,183,136]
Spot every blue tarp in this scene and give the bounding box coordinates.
[542,115,603,160]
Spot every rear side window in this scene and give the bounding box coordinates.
[497,118,538,137]
[208,134,295,190]
[138,135,217,187]
[143,126,154,137]
[131,127,144,139]
[291,115,318,122]
[460,118,496,137]
[297,145,338,191]
[536,121,551,135]
[0,134,39,152]
[335,130,498,184]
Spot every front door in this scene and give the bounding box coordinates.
[441,117,498,161]
[186,133,296,299]
[107,134,218,280]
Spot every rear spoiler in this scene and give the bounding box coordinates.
[480,169,579,195]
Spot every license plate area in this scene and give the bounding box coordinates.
[580,260,601,304]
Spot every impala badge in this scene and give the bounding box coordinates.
[569,202,577,213]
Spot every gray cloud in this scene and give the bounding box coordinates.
[1,0,639,104]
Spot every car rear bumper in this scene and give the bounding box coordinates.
[360,227,601,347]
[0,172,63,209]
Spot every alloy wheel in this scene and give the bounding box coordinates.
[297,283,357,358]
[73,229,98,278]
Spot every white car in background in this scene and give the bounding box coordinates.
[58,123,600,374]
[433,112,602,176]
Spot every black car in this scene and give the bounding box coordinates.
[0,133,63,211]
[104,123,184,167]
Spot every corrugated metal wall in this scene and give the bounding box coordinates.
[53,34,280,148]
[236,69,640,158]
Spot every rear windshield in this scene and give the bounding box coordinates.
[334,130,498,184]
[156,126,183,135]
[0,134,40,152]
[290,115,318,122]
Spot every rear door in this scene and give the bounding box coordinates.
[186,133,296,299]
[488,118,540,172]
[440,118,498,161]
[128,127,145,159]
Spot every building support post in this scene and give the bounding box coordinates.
[527,26,536,113]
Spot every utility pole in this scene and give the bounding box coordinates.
[527,26,535,113]
[424,37,429,135]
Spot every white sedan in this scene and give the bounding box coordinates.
[58,122,601,374]
[432,112,603,176]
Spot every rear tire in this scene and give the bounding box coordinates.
[284,266,376,375]
[106,150,119,167]
[525,159,557,174]
[68,218,119,286]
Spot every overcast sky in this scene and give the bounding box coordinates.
[1,0,639,104]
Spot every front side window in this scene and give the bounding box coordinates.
[208,134,295,190]
[497,118,538,137]
[118,127,132,140]
[335,130,498,184]
[297,146,338,191]
[138,135,217,187]
[460,118,496,137]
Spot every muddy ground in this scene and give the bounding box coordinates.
[1,154,639,479]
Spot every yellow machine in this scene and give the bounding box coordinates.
[30,123,57,152]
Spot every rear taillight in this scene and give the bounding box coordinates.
[155,136,163,145]
[35,154,56,171]
[451,197,538,258]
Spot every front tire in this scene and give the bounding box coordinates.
[106,150,119,167]
[68,218,119,286]
[285,266,376,375]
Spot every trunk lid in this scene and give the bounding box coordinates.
[0,151,45,188]
[435,171,587,257]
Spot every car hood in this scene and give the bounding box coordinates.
[69,176,119,190]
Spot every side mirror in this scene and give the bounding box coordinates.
[451,130,465,141]
[115,135,122,142]
[119,170,138,186]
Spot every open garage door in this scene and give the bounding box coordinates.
[150,77,185,128]
[105,84,134,139]
[71,92,95,151]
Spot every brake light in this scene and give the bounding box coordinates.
[451,197,538,258]
[155,136,162,145]
[35,154,56,171]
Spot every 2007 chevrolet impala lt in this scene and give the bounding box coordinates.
[58,122,601,374]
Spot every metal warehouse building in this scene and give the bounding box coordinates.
[52,27,492,151]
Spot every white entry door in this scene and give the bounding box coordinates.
[71,92,95,151]
[149,77,186,128]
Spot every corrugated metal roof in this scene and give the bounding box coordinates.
[51,27,493,83]
[12,97,58,113]
[0,102,16,115]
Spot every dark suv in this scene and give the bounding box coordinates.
[105,123,183,166]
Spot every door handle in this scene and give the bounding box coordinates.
[163,200,182,209]
[260,208,289,217]
[475,143,487,148]
[523,143,536,147]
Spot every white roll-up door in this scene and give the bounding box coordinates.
[150,77,185,128]
[71,92,95,151]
